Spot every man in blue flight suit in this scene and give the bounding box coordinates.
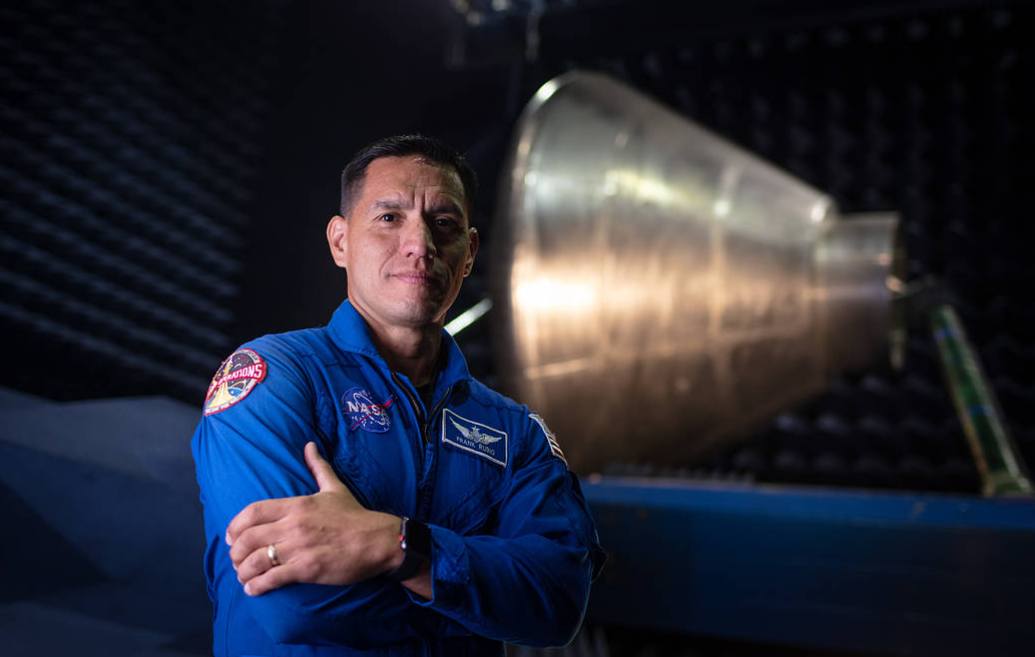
[192,134,606,656]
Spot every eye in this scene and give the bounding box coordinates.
[434,216,459,230]
[378,213,396,222]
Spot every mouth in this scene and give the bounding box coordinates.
[393,271,443,286]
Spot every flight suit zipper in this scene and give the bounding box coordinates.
[417,386,451,521]
[425,386,452,442]
[391,372,452,520]
[392,372,426,441]
[390,374,452,445]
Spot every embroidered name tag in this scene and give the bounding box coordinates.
[441,409,508,467]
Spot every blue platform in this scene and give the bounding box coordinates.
[0,389,210,656]
[582,476,1035,656]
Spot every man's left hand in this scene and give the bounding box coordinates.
[226,442,403,596]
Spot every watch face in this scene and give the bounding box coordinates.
[403,518,432,558]
[388,518,430,582]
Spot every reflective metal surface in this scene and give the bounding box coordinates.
[492,71,901,474]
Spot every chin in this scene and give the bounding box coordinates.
[391,300,448,327]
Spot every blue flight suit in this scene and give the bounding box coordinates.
[191,300,606,656]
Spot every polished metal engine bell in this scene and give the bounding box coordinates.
[492,71,903,474]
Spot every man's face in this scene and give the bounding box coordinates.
[328,156,478,332]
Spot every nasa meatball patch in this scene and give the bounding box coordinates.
[441,409,508,467]
[341,387,394,433]
[204,349,267,416]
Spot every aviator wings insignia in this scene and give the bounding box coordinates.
[450,417,503,445]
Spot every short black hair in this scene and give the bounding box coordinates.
[339,134,479,219]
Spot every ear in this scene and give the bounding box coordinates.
[327,215,349,269]
[464,227,479,277]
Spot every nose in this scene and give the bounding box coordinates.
[402,217,437,260]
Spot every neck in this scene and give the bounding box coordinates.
[366,321,443,387]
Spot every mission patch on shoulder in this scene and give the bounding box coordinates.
[204,348,267,416]
[530,412,567,467]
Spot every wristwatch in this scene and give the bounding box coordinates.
[386,516,431,581]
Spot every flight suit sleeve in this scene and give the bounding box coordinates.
[191,343,468,649]
[406,410,607,648]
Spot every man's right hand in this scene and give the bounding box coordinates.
[226,442,404,596]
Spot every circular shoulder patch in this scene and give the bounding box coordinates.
[341,387,393,433]
[204,348,267,416]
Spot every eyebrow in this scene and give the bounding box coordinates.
[427,201,464,216]
[370,198,410,212]
[368,198,464,216]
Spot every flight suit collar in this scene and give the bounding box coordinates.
[327,299,473,387]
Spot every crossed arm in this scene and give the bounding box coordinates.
[226,441,432,600]
[197,425,601,648]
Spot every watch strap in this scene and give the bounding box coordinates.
[386,517,430,582]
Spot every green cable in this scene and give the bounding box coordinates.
[930,304,1033,497]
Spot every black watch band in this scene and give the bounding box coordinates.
[386,517,431,582]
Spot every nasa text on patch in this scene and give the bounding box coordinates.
[441,409,508,467]
[341,387,394,433]
[204,349,267,416]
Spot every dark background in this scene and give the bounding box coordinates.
[3,0,1031,491]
